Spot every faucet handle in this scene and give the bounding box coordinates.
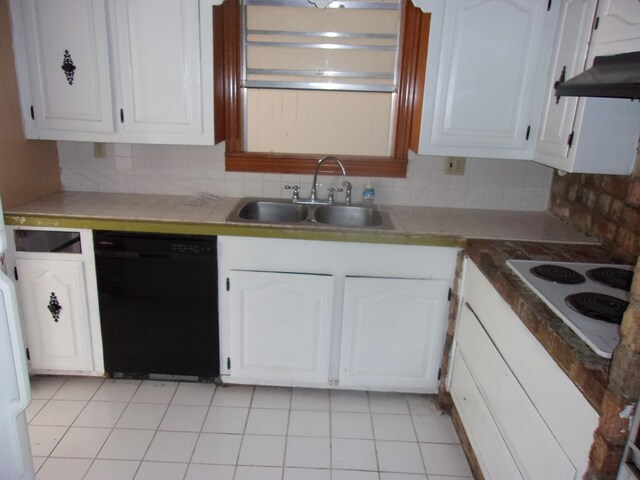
[284,185,299,200]
[342,181,352,205]
[327,187,344,204]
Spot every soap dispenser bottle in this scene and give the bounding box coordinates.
[362,180,375,206]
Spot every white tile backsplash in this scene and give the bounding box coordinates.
[57,142,553,211]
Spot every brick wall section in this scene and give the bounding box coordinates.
[549,149,640,262]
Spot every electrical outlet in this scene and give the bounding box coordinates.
[93,142,106,158]
[444,157,465,175]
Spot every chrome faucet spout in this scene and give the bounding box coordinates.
[310,155,346,203]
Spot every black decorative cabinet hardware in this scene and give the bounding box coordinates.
[47,292,62,322]
[61,50,76,85]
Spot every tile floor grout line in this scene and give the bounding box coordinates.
[366,391,383,480]
[407,393,429,479]
[232,385,255,480]
[280,388,292,480]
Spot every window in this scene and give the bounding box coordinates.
[214,0,430,177]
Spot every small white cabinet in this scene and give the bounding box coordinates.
[218,236,458,392]
[590,0,640,56]
[339,276,449,390]
[534,0,640,174]
[417,0,559,160]
[10,0,216,145]
[228,270,333,386]
[7,227,103,375]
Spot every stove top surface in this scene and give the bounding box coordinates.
[506,260,634,358]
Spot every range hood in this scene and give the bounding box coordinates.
[555,51,640,100]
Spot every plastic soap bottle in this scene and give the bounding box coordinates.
[361,180,375,206]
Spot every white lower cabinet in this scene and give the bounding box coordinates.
[228,270,333,386]
[450,260,599,479]
[339,276,449,390]
[218,236,458,392]
[16,259,94,373]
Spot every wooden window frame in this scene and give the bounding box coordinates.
[214,0,430,178]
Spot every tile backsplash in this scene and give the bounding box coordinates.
[58,141,553,211]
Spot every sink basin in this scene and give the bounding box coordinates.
[237,200,309,223]
[314,205,384,228]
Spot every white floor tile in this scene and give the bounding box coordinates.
[413,416,459,444]
[406,395,440,417]
[420,444,472,477]
[83,459,140,480]
[331,412,374,439]
[98,429,155,460]
[332,470,379,480]
[35,458,91,480]
[145,431,198,462]
[31,400,87,426]
[51,426,111,458]
[369,393,410,415]
[52,377,104,400]
[372,414,416,441]
[330,390,369,413]
[211,385,254,407]
[172,382,216,406]
[32,456,47,473]
[93,379,141,402]
[116,403,167,430]
[285,437,331,469]
[234,466,282,480]
[28,425,68,457]
[73,401,128,428]
[190,433,242,464]
[30,377,66,400]
[184,464,234,480]
[238,434,286,466]
[252,386,292,409]
[291,389,330,411]
[131,380,178,404]
[376,441,425,474]
[202,406,248,434]
[159,404,207,432]
[26,399,48,422]
[380,474,427,480]
[245,408,289,435]
[332,438,378,471]
[134,461,187,480]
[288,410,330,437]
[284,467,331,480]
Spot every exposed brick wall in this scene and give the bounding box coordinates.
[548,147,640,262]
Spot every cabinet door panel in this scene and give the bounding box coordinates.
[339,277,449,392]
[590,0,640,55]
[16,259,93,372]
[113,0,203,135]
[228,270,333,386]
[22,0,114,133]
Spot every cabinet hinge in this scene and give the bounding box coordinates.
[447,288,452,301]
[227,357,231,370]
[594,16,599,30]
[25,348,30,361]
[13,267,18,281]
[547,0,552,11]
[226,277,230,291]
[30,105,34,120]
[525,125,531,140]
[437,367,442,381]
[120,108,124,123]
[568,131,574,148]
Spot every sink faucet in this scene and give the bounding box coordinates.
[309,156,346,204]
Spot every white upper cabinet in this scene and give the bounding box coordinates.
[589,0,640,55]
[20,0,114,134]
[11,0,216,145]
[417,0,559,160]
[534,0,640,174]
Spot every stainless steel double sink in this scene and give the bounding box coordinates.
[226,198,394,230]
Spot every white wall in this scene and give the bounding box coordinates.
[57,141,553,211]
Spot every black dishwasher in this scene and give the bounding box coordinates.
[94,231,218,380]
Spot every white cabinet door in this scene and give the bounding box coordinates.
[227,270,333,386]
[419,0,558,159]
[590,0,640,56]
[112,0,205,137]
[20,0,114,134]
[339,276,449,392]
[16,259,94,373]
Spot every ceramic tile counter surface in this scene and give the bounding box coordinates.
[465,239,633,414]
[4,191,594,245]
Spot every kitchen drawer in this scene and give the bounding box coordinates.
[455,302,576,479]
